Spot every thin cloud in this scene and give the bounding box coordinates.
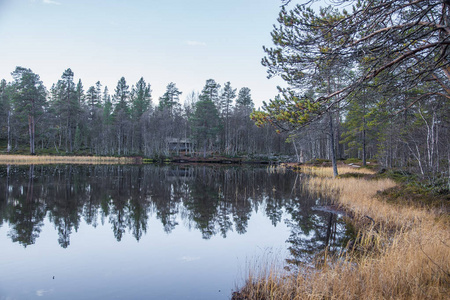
[36,289,54,296]
[186,40,206,47]
[43,0,61,5]
[180,256,200,262]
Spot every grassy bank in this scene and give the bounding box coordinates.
[233,165,449,299]
[0,154,139,165]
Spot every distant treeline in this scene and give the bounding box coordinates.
[0,68,292,158]
[1,64,449,185]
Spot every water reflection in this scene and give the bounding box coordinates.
[0,165,350,263]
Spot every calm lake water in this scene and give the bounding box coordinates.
[0,165,350,300]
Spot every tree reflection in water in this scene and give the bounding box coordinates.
[2,165,45,247]
[0,165,352,263]
[284,181,350,266]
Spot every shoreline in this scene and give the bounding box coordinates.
[0,154,281,165]
[233,165,449,299]
[0,154,140,165]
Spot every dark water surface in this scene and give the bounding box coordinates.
[0,165,350,300]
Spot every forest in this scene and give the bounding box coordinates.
[0,71,292,158]
[251,0,450,185]
[1,0,449,189]
[1,57,449,186]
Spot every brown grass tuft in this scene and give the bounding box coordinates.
[301,164,376,177]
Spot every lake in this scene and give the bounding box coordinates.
[0,164,350,299]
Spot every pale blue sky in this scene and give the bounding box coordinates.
[0,0,292,107]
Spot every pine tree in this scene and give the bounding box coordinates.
[113,77,130,155]
[158,82,181,115]
[201,79,221,111]
[102,87,113,125]
[253,6,350,176]
[86,86,100,118]
[10,67,47,154]
[236,87,254,109]
[220,82,236,154]
[131,77,152,154]
[76,79,84,105]
[59,68,80,153]
[95,81,102,105]
[0,79,12,152]
[114,77,130,116]
[190,80,222,157]
[131,77,152,119]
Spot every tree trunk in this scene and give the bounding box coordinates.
[329,112,338,177]
[448,151,450,192]
[67,84,73,153]
[292,138,300,162]
[32,115,35,154]
[28,115,35,155]
[335,103,341,160]
[225,104,230,155]
[362,93,367,166]
[69,124,72,153]
[65,117,69,153]
[118,126,122,156]
[7,110,11,153]
[362,125,366,166]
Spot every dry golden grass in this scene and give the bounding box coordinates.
[301,164,376,177]
[234,166,450,300]
[0,154,138,165]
